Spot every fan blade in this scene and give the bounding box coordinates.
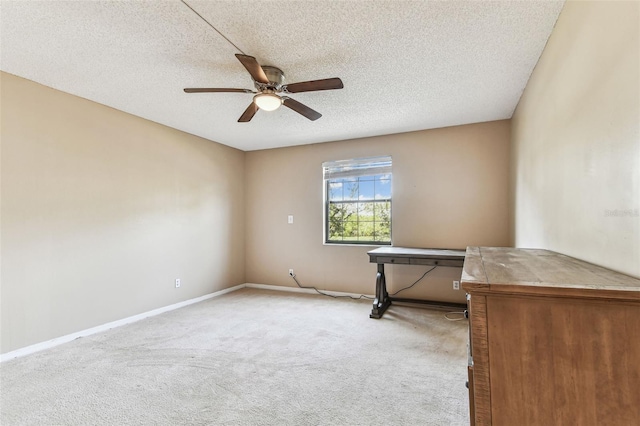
[184,88,254,93]
[282,97,322,121]
[238,102,259,122]
[283,78,344,93]
[235,54,269,84]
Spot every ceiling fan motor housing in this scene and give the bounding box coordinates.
[257,66,285,90]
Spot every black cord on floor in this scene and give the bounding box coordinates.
[388,267,466,321]
[290,275,374,300]
[389,266,437,296]
[291,268,467,323]
[290,265,438,301]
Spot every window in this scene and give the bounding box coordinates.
[323,156,392,245]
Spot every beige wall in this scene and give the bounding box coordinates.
[511,0,640,277]
[245,121,511,302]
[1,72,246,353]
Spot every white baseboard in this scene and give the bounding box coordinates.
[1,282,373,362]
[0,284,245,362]
[245,282,374,300]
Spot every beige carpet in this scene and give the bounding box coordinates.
[0,288,469,425]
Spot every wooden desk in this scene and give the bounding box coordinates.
[462,247,640,426]
[368,247,466,318]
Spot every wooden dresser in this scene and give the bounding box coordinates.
[461,247,640,426]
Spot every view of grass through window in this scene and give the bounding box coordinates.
[327,174,391,244]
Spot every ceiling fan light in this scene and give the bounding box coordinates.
[254,93,282,111]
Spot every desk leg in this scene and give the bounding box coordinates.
[370,263,391,319]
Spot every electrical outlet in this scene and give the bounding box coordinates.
[288,269,294,277]
[288,215,294,224]
[175,278,181,288]
[453,280,460,290]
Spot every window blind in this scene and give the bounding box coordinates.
[322,155,392,180]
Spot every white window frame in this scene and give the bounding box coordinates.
[322,156,392,245]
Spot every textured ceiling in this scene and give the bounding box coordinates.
[0,1,564,151]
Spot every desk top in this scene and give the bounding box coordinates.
[462,247,640,297]
[368,246,466,260]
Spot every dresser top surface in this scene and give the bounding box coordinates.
[462,247,640,293]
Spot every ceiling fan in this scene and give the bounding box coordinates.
[184,54,344,122]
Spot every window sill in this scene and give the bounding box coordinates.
[323,242,392,247]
